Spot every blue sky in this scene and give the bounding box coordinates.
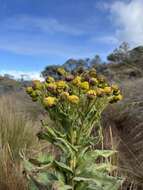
[0,0,143,80]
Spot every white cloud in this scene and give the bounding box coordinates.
[0,70,44,81]
[110,0,143,46]
[91,35,119,45]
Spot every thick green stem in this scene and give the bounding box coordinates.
[68,126,78,190]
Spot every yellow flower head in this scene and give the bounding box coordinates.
[111,84,120,95]
[109,94,123,104]
[104,86,112,95]
[87,90,96,99]
[111,84,119,91]
[60,92,69,100]
[80,81,89,91]
[26,86,33,94]
[30,90,39,98]
[56,80,68,90]
[114,94,123,101]
[32,80,43,90]
[96,88,105,97]
[57,68,66,76]
[72,76,81,86]
[43,97,57,107]
[46,76,55,83]
[45,83,57,91]
[67,95,79,104]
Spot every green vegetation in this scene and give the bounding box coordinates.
[25,68,122,189]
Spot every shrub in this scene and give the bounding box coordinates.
[25,68,123,190]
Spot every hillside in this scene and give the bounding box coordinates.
[101,47,143,188]
[0,76,22,94]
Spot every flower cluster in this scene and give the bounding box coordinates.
[26,68,123,108]
[25,68,123,190]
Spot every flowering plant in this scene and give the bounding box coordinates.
[25,68,122,190]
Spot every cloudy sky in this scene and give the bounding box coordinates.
[0,0,143,80]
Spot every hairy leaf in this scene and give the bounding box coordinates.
[54,160,73,174]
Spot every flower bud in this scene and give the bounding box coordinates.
[89,77,98,85]
[57,68,66,76]
[104,86,112,95]
[56,80,68,90]
[80,81,89,91]
[26,87,33,94]
[109,94,123,103]
[45,83,57,91]
[30,91,39,98]
[65,75,74,82]
[114,94,123,101]
[32,80,42,90]
[111,84,119,92]
[87,90,96,99]
[60,92,69,100]
[43,97,57,107]
[96,88,104,97]
[46,76,55,83]
[72,76,81,86]
[67,95,79,104]
[112,85,120,95]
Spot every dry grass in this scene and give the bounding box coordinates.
[0,145,27,190]
[0,94,41,190]
[102,77,143,189]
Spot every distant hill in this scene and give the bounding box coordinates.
[0,76,22,94]
[100,46,143,81]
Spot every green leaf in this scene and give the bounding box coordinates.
[37,130,54,143]
[55,137,78,156]
[38,128,77,157]
[89,149,117,159]
[95,163,117,173]
[52,180,72,190]
[45,126,58,139]
[54,160,73,174]
[78,146,89,159]
[23,159,35,172]
[74,176,96,182]
[29,153,54,166]
[74,174,122,190]
[52,127,66,138]
[29,172,56,190]
[44,124,66,138]
[28,181,40,190]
